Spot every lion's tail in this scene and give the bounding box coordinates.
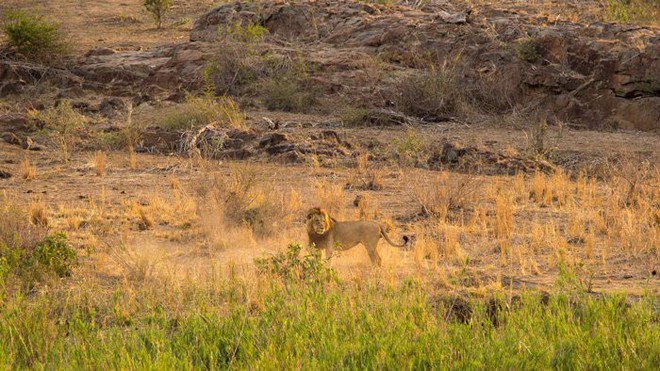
[380,228,410,248]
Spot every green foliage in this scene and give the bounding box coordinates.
[340,106,370,127]
[223,20,269,43]
[394,128,426,166]
[34,233,77,278]
[518,39,539,63]
[203,47,259,95]
[143,0,173,29]
[602,0,659,24]
[1,9,69,63]
[1,197,75,293]
[1,233,75,292]
[255,243,337,283]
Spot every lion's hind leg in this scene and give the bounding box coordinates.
[365,243,382,266]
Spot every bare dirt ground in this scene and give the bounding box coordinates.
[1,0,658,296]
[2,123,657,295]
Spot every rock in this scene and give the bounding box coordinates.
[85,47,116,57]
[436,9,471,24]
[99,97,127,117]
[258,133,289,147]
[56,86,86,100]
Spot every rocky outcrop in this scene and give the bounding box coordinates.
[190,1,659,131]
[1,1,658,131]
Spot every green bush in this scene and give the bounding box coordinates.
[143,0,173,29]
[255,243,337,283]
[1,198,75,292]
[518,39,539,63]
[223,20,269,43]
[1,9,69,63]
[34,233,76,278]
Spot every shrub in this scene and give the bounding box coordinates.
[29,100,87,162]
[161,95,247,131]
[263,77,318,112]
[408,172,481,221]
[0,194,46,255]
[0,197,75,291]
[34,233,76,278]
[517,39,539,63]
[203,45,259,96]
[143,0,173,29]
[255,243,337,283]
[396,62,464,119]
[222,20,269,43]
[1,9,69,63]
[340,106,370,127]
[394,128,427,166]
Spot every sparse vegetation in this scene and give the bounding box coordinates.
[160,95,247,131]
[394,128,427,166]
[601,0,660,24]
[340,106,370,127]
[396,60,464,119]
[222,20,269,43]
[263,73,318,113]
[20,156,36,180]
[1,8,69,63]
[518,38,539,63]
[94,151,106,177]
[29,100,87,162]
[1,197,75,294]
[143,0,173,29]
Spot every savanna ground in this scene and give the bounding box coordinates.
[0,0,659,368]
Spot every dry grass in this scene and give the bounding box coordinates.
[29,197,49,228]
[160,95,247,131]
[94,151,107,177]
[349,153,385,191]
[408,171,482,221]
[20,156,37,180]
[0,192,47,250]
[128,149,138,170]
[314,181,346,219]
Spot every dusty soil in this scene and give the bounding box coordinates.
[0,1,658,296]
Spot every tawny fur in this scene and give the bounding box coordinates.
[306,207,409,266]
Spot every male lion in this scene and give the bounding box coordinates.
[306,207,410,266]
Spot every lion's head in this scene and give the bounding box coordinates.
[306,207,331,235]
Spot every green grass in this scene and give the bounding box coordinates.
[0,269,657,369]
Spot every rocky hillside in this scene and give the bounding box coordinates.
[1,0,658,131]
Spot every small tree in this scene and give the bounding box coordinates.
[143,0,173,29]
[1,9,69,63]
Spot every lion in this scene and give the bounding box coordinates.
[306,207,410,266]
